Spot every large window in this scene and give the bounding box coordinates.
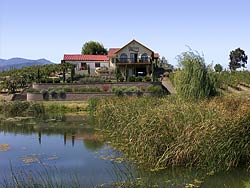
[141,53,148,62]
[120,53,128,63]
[95,62,100,68]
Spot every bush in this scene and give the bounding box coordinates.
[144,76,151,82]
[114,88,124,97]
[135,76,143,82]
[59,90,67,99]
[63,87,72,92]
[41,89,49,101]
[1,101,30,117]
[50,90,58,99]
[53,78,61,83]
[28,103,45,117]
[136,90,143,97]
[147,85,164,97]
[119,76,124,82]
[128,76,136,82]
[102,85,110,92]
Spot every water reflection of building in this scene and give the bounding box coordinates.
[37,131,104,151]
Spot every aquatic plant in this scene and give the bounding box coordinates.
[93,96,250,172]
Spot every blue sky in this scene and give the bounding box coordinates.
[1,0,249,69]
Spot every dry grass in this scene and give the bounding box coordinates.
[93,96,250,172]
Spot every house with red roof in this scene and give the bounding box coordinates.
[63,54,109,73]
[62,39,159,77]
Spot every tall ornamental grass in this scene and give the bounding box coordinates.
[93,96,250,172]
[174,51,217,100]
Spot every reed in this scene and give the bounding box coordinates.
[93,96,250,172]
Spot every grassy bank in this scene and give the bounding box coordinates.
[93,96,250,172]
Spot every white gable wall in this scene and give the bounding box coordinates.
[64,60,109,71]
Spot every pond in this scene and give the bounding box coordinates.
[0,119,250,188]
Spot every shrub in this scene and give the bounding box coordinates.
[53,78,61,83]
[102,85,110,92]
[135,76,143,82]
[41,89,49,101]
[59,90,67,99]
[144,76,151,82]
[114,88,124,97]
[28,103,45,117]
[136,89,143,97]
[50,90,58,99]
[128,76,136,82]
[3,101,31,117]
[119,76,124,82]
[63,87,72,92]
[147,85,164,97]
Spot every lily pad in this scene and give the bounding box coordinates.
[0,144,11,152]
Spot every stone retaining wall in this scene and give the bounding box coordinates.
[27,92,152,101]
[32,82,161,90]
[27,92,116,101]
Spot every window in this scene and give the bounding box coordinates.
[120,53,128,63]
[141,53,148,62]
[95,62,100,68]
[80,62,87,70]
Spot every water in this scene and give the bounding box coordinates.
[0,119,250,188]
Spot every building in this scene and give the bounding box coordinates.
[62,39,159,77]
[62,54,109,74]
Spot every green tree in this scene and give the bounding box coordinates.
[229,48,248,70]
[214,64,223,72]
[81,41,107,55]
[174,51,217,100]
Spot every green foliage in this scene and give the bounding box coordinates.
[81,41,107,55]
[174,51,217,100]
[128,76,136,82]
[214,64,223,72]
[41,90,49,101]
[93,96,250,171]
[28,103,45,117]
[147,85,164,97]
[229,48,248,70]
[118,76,124,82]
[50,90,58,99]
[1,101,30,117]
[58,90,67,99]
[144,76,151,82]
[114,88,124,97]
[135,76,143,82]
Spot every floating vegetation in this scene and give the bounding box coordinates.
[20,153,59,164]
[0,144,11,152]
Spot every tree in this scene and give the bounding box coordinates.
[214,64,223,73]
[229,48,248,70]
[174,50,217,100]
[81,41,107,55]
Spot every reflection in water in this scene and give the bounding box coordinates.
[0,119,250,188]
[0,119,104,152]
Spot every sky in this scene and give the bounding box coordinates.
[0,0,250,69]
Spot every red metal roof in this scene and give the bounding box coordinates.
[64,54,109,61]
[108,48,120,57]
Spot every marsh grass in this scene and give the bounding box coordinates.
[1,165,82,188]
[93,96,250,172]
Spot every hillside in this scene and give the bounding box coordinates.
[0,58,55,71]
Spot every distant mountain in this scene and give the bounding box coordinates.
[0,58,55,71]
